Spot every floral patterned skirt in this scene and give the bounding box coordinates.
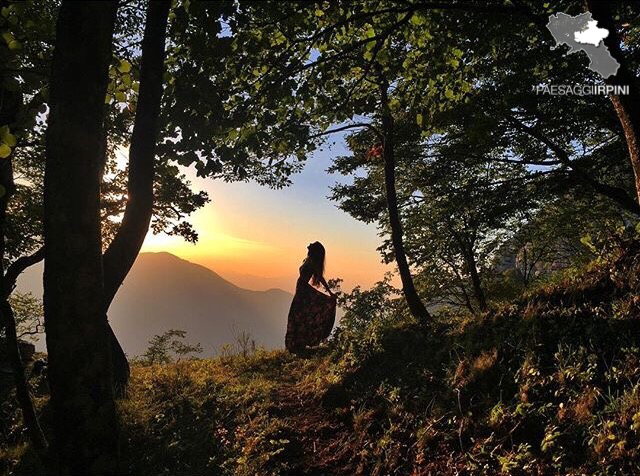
[285,283,336,352]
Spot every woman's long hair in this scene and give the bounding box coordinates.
[306,241,325,286]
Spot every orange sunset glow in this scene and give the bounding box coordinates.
[139,139,393,293]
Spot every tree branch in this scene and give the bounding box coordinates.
[3,247,44,298]
[508,115,640,215]
[102,0,171,310]
[309,122,380,139]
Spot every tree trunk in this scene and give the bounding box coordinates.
[102,0,171,394]
[0,302,49,463]
[458,281,477,315]
[108,324,130,398]
[377,68,430,325]
[463,244,488,312]
[43,2,119,474]
[588,1,640,204]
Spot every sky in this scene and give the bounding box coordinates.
[138,134,393,293]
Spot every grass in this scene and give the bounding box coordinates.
[118,348,354,476]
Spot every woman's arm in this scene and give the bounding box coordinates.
[319,276,336,297]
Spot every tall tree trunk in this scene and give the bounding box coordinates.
[102,0,171,393]
[588,1,640,204]
[376,67,430,325]
[463,244,488,312]
[43,2,119,474]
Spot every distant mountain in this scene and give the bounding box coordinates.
[16,252,294,357]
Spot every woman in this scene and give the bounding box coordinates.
[285,241,337,354]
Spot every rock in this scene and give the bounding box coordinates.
[0,339,39,399]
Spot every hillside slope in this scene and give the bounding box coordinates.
[5,246,640,475]
[115,244,640,475]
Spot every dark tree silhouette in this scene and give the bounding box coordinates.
[376,66,431,325]
[589,1,640,206]
[43,2,119,473]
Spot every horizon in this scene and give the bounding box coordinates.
[137,132,395,294]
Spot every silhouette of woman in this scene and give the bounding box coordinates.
[285,241,337,354]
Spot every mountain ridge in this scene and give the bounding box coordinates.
[16,251,294,356]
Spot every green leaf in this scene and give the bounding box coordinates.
[271,31,286,46]
[117,60,131,73]
[416,113,423,127]
[410,14,426,26]
[1,31,14,45]
[364,25,375,38]
[0,125,15,147]
[0,144,11,158]
[2,133,16,147]
[580,234,596,252]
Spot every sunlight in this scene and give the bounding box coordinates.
[142,228,277,259]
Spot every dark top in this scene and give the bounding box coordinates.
[297,260,332,296]
[298,261,314,284]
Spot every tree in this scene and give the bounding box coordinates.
[44,2,118,474]
[44,2,120,473]
[139,329,203,365]
[376,64,431,322]
[2,292,44,341]
[588,1,640,205]
[174,1,453,324]
[0,0,55,466]
[331,117,536,314]
[0,0,208,413]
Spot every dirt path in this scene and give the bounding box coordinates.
[264,356,358,475]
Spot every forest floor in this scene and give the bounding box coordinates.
[3,243,640,475]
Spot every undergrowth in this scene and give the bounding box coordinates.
[2,242,640,475]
